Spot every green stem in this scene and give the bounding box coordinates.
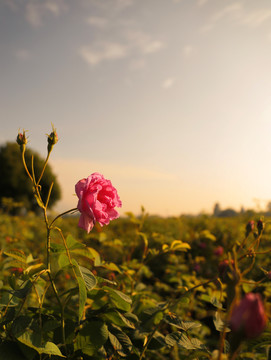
[50,208,78,228]
[37,151,51,186]
[21,147,33,181]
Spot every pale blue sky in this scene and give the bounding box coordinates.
[1,0,271,215]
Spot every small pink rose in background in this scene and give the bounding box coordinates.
[230,293,267,339]
[75,172,122,233]
[214,246,224,257]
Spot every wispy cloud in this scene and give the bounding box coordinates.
[182,45,196,57]
[197,0,208,6]
[80,42,127,65]
[25,0,67,27]
[125,30,164,54]
[202,2,271,32]
[3,0,18,11]
[241,9,271,27]
[80,30,164,66]
[15,49,31,61]
[162,77,175,89]
[87,16,108,29]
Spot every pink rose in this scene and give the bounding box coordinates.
[75,172,122,233]
[230,293,267,339]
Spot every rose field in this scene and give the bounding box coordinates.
[0,129,271,360]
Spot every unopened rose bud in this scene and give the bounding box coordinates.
[47,125,58,153]
[245,220,255,237]
[214,246,224,257]
[16,130,27,151]
[257,220,265,235]
[230,293,267,339]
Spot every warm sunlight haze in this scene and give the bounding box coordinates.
[1,0,271,216]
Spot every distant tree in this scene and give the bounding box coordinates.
[0,142,61,213]
[217,208,237,218]
[213,202,221,217]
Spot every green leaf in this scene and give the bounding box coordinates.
[71,259,87,320]
[213,311,230,333]
[79,265,97,291]
[58,253,70,269]
[199,230,216,241]
[11,316,32,337]
[50,243,65,253]
[0,307,16,326]
[66,234,85,250]
[170,240,191,252]
[17,331,64,357]
[103,310,135,329]
[101,262,122,273]
[108,325,133,356]
[75,321,108,356]
[77,275,87,320]
[164,314,201,331]
[165,332,204,350]
[4,250,26,264]
[108,332,123,354]
[104,286,132,311]
[11,280,32,299]
[71,247,101,266]
[148,331,166,350]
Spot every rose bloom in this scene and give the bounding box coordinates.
[75,172,122,233]
[230,293,267,339]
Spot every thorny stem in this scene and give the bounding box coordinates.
[21,147,33,181]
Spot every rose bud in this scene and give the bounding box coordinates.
[257,220,265,235]
[245,220,255,237]
[75,172,122,233]
[10,267,24,275]
[16,130,28,151]
[214,246,224,257]
[47,125,58,153]
[230,293,267,339]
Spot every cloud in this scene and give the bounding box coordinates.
[25,0,67,27]
[80,30,164,65]
[162,77,175,89]
[79,42,127,65]
[125,31,164,54]
[3,0,18,11]
[129,58,146,70]
[15,49,31,61]
[241,9,271,27]
[87,16,108,28]
[202,3,271,32]
[197,0,208,6]
[182,45,195,57]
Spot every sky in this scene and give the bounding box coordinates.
[1,0,271,216]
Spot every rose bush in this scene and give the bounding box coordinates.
[75,172,122,233]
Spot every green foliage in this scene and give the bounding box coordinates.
[1,129,271,360]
